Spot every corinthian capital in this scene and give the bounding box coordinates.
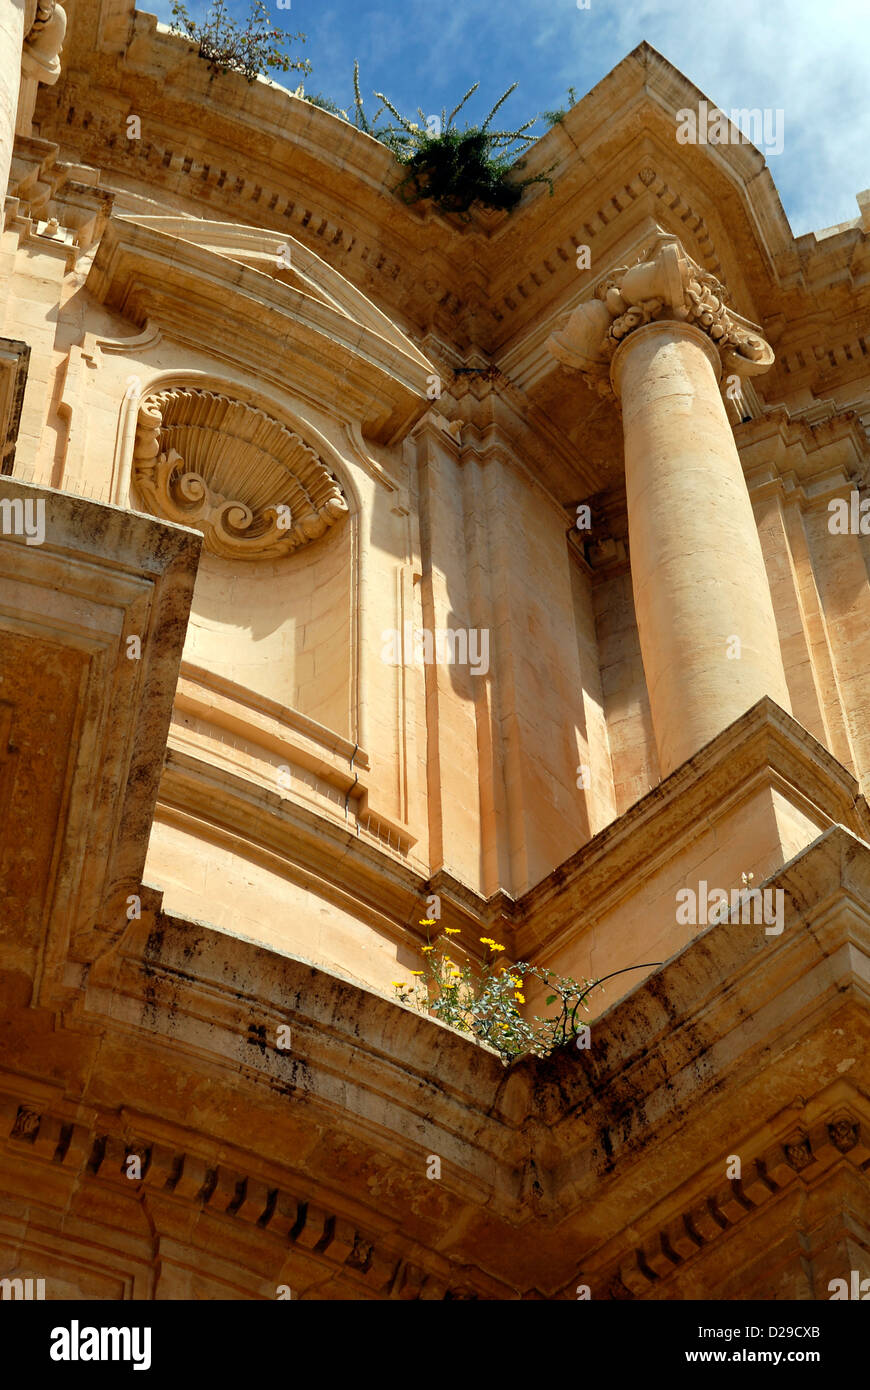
[22,0,67,86]
[548,234,773,397]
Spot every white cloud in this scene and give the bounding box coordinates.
[567,0,870,235]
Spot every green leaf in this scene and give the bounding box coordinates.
[545,995,557,1005]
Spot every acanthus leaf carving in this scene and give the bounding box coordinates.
[548,234,774,399]
[22,0,66,86]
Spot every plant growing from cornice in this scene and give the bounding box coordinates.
[541,86,578,127]
[352,64,553,217]
[170,0,311,84]
[296,90,350,119]
[392,926,659,1064]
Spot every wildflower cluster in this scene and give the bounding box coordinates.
[392,924,603,1064]
[172,19,558,217]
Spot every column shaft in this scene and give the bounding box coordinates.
[612,319,791,775]
[0,0,27,221]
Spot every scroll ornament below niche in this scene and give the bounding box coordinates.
[131,389,349,560]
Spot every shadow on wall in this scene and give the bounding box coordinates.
[183,520,352,738]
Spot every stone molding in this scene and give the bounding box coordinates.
[147,697,870,975]
[8,136,114,258]
[132,387,349,561]
[5,1075,861,1301]
[0,1085,490,1299]
[0,478,199,993]
[548,234,775,399]
[514,697,870,961]
[600,1106,870,1299]
[163,661,420,859]
[2,820,866,1297]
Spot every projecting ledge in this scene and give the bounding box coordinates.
[516,698,870,1010]
[0,478,200,1000]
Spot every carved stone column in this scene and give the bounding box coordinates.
[549,233,791,776]
[17,0,66,140]
[1,0,65,231]
[1,0,30,219]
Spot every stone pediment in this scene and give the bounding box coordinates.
[118,215,421,360]
[87,213,435,444]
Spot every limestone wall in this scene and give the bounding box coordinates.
[1,2,868,993]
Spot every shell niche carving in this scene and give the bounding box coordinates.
[132,388,349,560]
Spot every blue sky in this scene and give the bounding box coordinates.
[152,0,870,237]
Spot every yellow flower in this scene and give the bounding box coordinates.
[450,969,461,977]
[444,927,461,935]
[510,976,522,987]
[514,992,525,1004]
[392,981,405,988]
[488,942,506,953]
[419,918,436,926]
[421,945,435,953]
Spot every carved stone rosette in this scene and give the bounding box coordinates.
[548,234,774,398]
[132,388,349,560]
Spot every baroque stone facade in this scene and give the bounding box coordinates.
[0,2,868,1299]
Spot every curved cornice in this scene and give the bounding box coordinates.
[31,11,870,446]
[512,43,795,269]
[39,16,867,355]
[13,824,865,1298]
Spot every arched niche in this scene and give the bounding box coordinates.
[123,373,360,739]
